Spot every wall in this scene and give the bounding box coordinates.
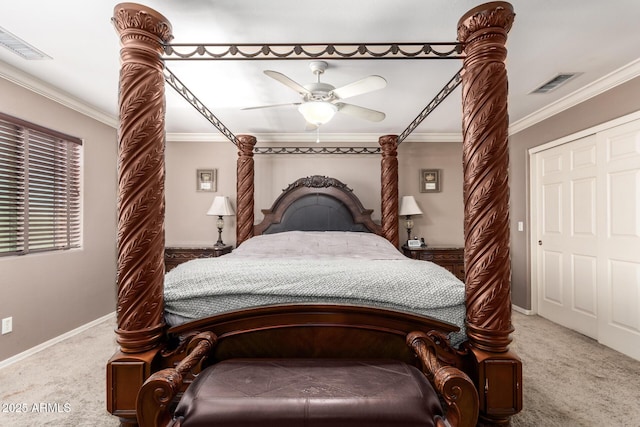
[165,140,239,246]
[0,78,118,362]
[399,140,464,246]
[165,138,465,248]
[509,75,640,310]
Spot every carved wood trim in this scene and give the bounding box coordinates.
[137,332,217,427]
[407,331,479,427]
[112,3,173,353]
[236,134,257,246]
[457,2,515,353]
[379,135,399,247]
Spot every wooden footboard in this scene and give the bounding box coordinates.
[165,304,463,362]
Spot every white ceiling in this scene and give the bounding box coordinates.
[1,1,640,143]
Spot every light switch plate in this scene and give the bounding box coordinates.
[2,317,12,335]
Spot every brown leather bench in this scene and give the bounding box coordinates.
[136,331,478,427]
[172,359,444,427]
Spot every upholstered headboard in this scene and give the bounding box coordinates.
[253,176,383,236]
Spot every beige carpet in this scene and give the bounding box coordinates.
[1,311,639,426]
[0,316,120,426]
[510,312,640,426]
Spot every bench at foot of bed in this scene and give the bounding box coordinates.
[174,359,445,427]
[137,331,478,427]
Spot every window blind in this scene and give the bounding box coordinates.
[0,112,82,256]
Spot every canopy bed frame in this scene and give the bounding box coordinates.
[107,2,521,427]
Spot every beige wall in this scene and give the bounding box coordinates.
[399,140,464,246]
[509,76,640,309]
[165,138,464,248]
[0,78,118,361]
[165,140,239,246]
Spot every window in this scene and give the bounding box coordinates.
[0,112,82,256]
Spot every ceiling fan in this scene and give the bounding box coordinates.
[242,61,387,130]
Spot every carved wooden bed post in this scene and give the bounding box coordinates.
[112,2,172,353]
[457,2,521,425]
[236,134,257,245]
[107,4,173,425]
[379,134,399,247]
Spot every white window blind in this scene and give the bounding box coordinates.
[0,112,82,256]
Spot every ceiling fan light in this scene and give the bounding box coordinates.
[298,101,337,125]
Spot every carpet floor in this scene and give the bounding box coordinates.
[1,311,639,426]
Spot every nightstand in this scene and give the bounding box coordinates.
[164,245,232,272]
[402,245,465,282]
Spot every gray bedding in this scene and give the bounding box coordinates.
[164,231,467,346]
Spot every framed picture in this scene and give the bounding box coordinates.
[196,169,217,192]
[420,169,441,193]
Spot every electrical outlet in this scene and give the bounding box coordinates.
[2,317,12,335]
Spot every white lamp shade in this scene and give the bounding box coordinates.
[298,101,338,125]
[398,196,422,216]
[207,196,235,216]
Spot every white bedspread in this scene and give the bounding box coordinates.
[164,231,467,345]
[229,231,409,260]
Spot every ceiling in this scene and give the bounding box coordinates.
[1,1,639,143]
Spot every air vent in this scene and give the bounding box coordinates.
[0,26,51,60]
[531,73,580,94]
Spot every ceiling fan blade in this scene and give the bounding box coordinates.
[264,70,311,96]
[241,102,300,111]
[331,75,387,100]
[335,102,386,122]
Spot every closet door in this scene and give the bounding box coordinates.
[535,135,599,339]
[596,121,640,361]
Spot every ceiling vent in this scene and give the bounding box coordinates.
[0,26,51,60]
[531,73,580,94]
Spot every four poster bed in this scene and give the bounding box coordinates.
[107,2,521,427]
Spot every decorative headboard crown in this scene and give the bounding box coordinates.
[283,175,353,192]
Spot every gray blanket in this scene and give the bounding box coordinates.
[164,256,467,346]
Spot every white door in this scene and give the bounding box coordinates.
[596,121,640,361]
[535,135,598,339]
[532,117,640,361]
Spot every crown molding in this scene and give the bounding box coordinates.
[166,132,462,144]
[0,61,118,128]
[509,58,640,135]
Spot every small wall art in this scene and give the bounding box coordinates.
[196,169,217,192]
[419,169,441,193]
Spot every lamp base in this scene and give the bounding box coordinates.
[404,215,413,246]
[214,218,225,247]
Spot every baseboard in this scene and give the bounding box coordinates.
[512,304,534,315]
[0,311,116,370]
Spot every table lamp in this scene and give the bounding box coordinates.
[398,195,422,245]
[206,196,235,247]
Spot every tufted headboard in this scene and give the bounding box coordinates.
[253,176,382,236]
